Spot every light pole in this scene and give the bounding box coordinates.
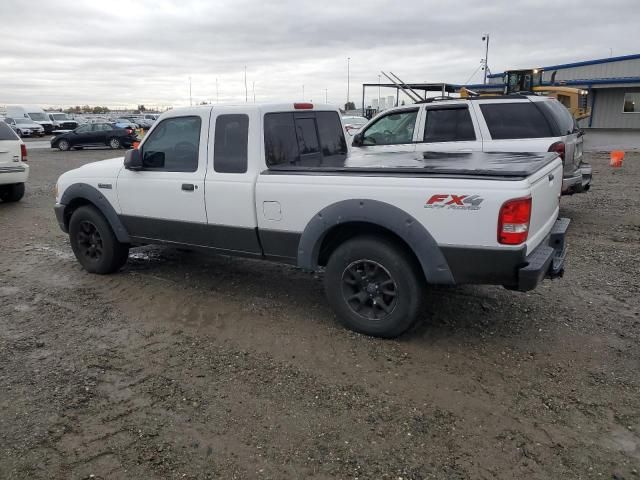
[244,66,248,103]
[377,74,381,111]
[482,34,490,84]
[302,84,305,100]
[189,76,192,106]
[346,57,351,107]
[324,88,328,103]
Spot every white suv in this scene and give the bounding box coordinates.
[351,94,591,194]
[0,121,28,202]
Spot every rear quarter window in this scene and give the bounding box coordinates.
[539,99,576,136]
[0,121,18,141]
[480,103,554,139]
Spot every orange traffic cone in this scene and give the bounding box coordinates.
[610,150,624,168]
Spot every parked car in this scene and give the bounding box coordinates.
[5,105,54,134]
[0,121,28,202]
[342,115,368,136]
[125,116,153,129]
[350,95,591,195]
[114,118,139,130]
[4,117,45,137]
[53,103,569,338]
[47,112,79,131]
[50,123,137,151]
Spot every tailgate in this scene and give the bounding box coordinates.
[525,157,563,254]
[0,139,20,167]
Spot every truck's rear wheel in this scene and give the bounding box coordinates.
[69,205,129,274]
[0,183,25,202]
[324,236,424,338]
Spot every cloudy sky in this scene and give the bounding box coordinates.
[1,0,638,109]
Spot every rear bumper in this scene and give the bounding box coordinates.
[562,162,592,194]
[0,164,29,184]
[516,217,570,291]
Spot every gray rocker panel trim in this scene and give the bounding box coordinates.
[297,199,455,285]
[59,183,131,243]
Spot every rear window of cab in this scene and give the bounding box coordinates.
[264,111,347,167]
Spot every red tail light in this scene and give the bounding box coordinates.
[548,141,565,163]
[294,102,313,110]
[126,128,133,134]
[20,143,27,162]
[498,197,532,245]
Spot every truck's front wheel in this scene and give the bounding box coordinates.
[69,205,129,274]
[324,236,424,338]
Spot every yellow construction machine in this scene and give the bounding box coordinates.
[461,68,590,121]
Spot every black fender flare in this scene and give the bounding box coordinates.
[297,199,454,285]
[60,183,131,243]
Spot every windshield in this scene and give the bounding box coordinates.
[28,112,47,121]
[52,113,69,120]
[16,118,34,125]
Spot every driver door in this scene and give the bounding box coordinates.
[72,124,93,146]
[116,112,210,244]
[355,108,420,153]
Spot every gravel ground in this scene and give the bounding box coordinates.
[0,145,639,479]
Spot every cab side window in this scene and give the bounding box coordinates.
[361,109,418,146]
[76,125,91,133]
[214,114,249,173]
[142,116,201,172]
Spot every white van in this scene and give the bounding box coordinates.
[5,105,54,134]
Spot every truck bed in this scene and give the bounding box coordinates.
[267,151,560,179]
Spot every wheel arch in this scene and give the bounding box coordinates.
[60,183,130,243]
[297,199,454,285]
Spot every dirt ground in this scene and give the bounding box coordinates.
[1,143,639,480]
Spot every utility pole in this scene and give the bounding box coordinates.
[482,34,490,84]
[377,74,381,110]
[347,57,351,106]
[244,66,248,103]
[252,81,256,103]
[189,76,192,106]
[324,88,328,103]
[302,84,305,100]
[216,78,219,103]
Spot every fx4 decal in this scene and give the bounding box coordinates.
[424,194,484,211]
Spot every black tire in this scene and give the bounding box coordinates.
[324,235,424,338]
[69,205,129,274]
[108,137,121,149]
[0,183,25,202]
[58,139,70,151]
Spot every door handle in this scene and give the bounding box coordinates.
[181,183,195,191]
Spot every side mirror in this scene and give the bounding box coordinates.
[124,148,143,170]
[352,132,363,147]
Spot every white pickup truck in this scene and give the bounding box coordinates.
[0,121,28,202]
[54,103,569,337]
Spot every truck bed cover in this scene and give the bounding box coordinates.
[267,151,560,179]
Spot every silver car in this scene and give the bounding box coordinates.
[4,117,45,137]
